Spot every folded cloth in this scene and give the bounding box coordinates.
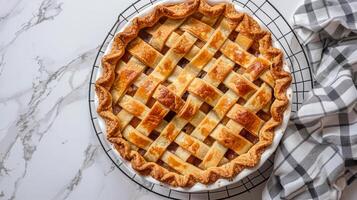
[263,0,357,199]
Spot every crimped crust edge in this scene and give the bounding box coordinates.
[95,0,292,187]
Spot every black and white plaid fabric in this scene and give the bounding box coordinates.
[263,0,357,199]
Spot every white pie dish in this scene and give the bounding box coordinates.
[94,0,292,192]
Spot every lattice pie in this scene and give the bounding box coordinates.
[96,0,291,187]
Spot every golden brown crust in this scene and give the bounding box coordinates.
[96,0,292,187]
[154,85,185,113]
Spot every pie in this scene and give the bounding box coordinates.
[96,0,291,187]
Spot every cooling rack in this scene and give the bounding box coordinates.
[88,0,313,199]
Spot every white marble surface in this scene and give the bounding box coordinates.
[0,0,355,200]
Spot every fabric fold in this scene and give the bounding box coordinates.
[263,0,357,199]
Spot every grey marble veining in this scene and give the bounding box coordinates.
[0,0,355,200]
[0,1,141,199]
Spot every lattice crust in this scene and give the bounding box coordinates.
[96,0,291,187]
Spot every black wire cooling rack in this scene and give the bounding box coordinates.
[88,0,314,199]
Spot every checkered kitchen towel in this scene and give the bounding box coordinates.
[263,0,357,199]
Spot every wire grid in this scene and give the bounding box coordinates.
[88,0,313,199]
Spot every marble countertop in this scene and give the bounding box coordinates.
[0,0,355,199]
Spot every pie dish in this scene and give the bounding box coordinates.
[95,0,292,188]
